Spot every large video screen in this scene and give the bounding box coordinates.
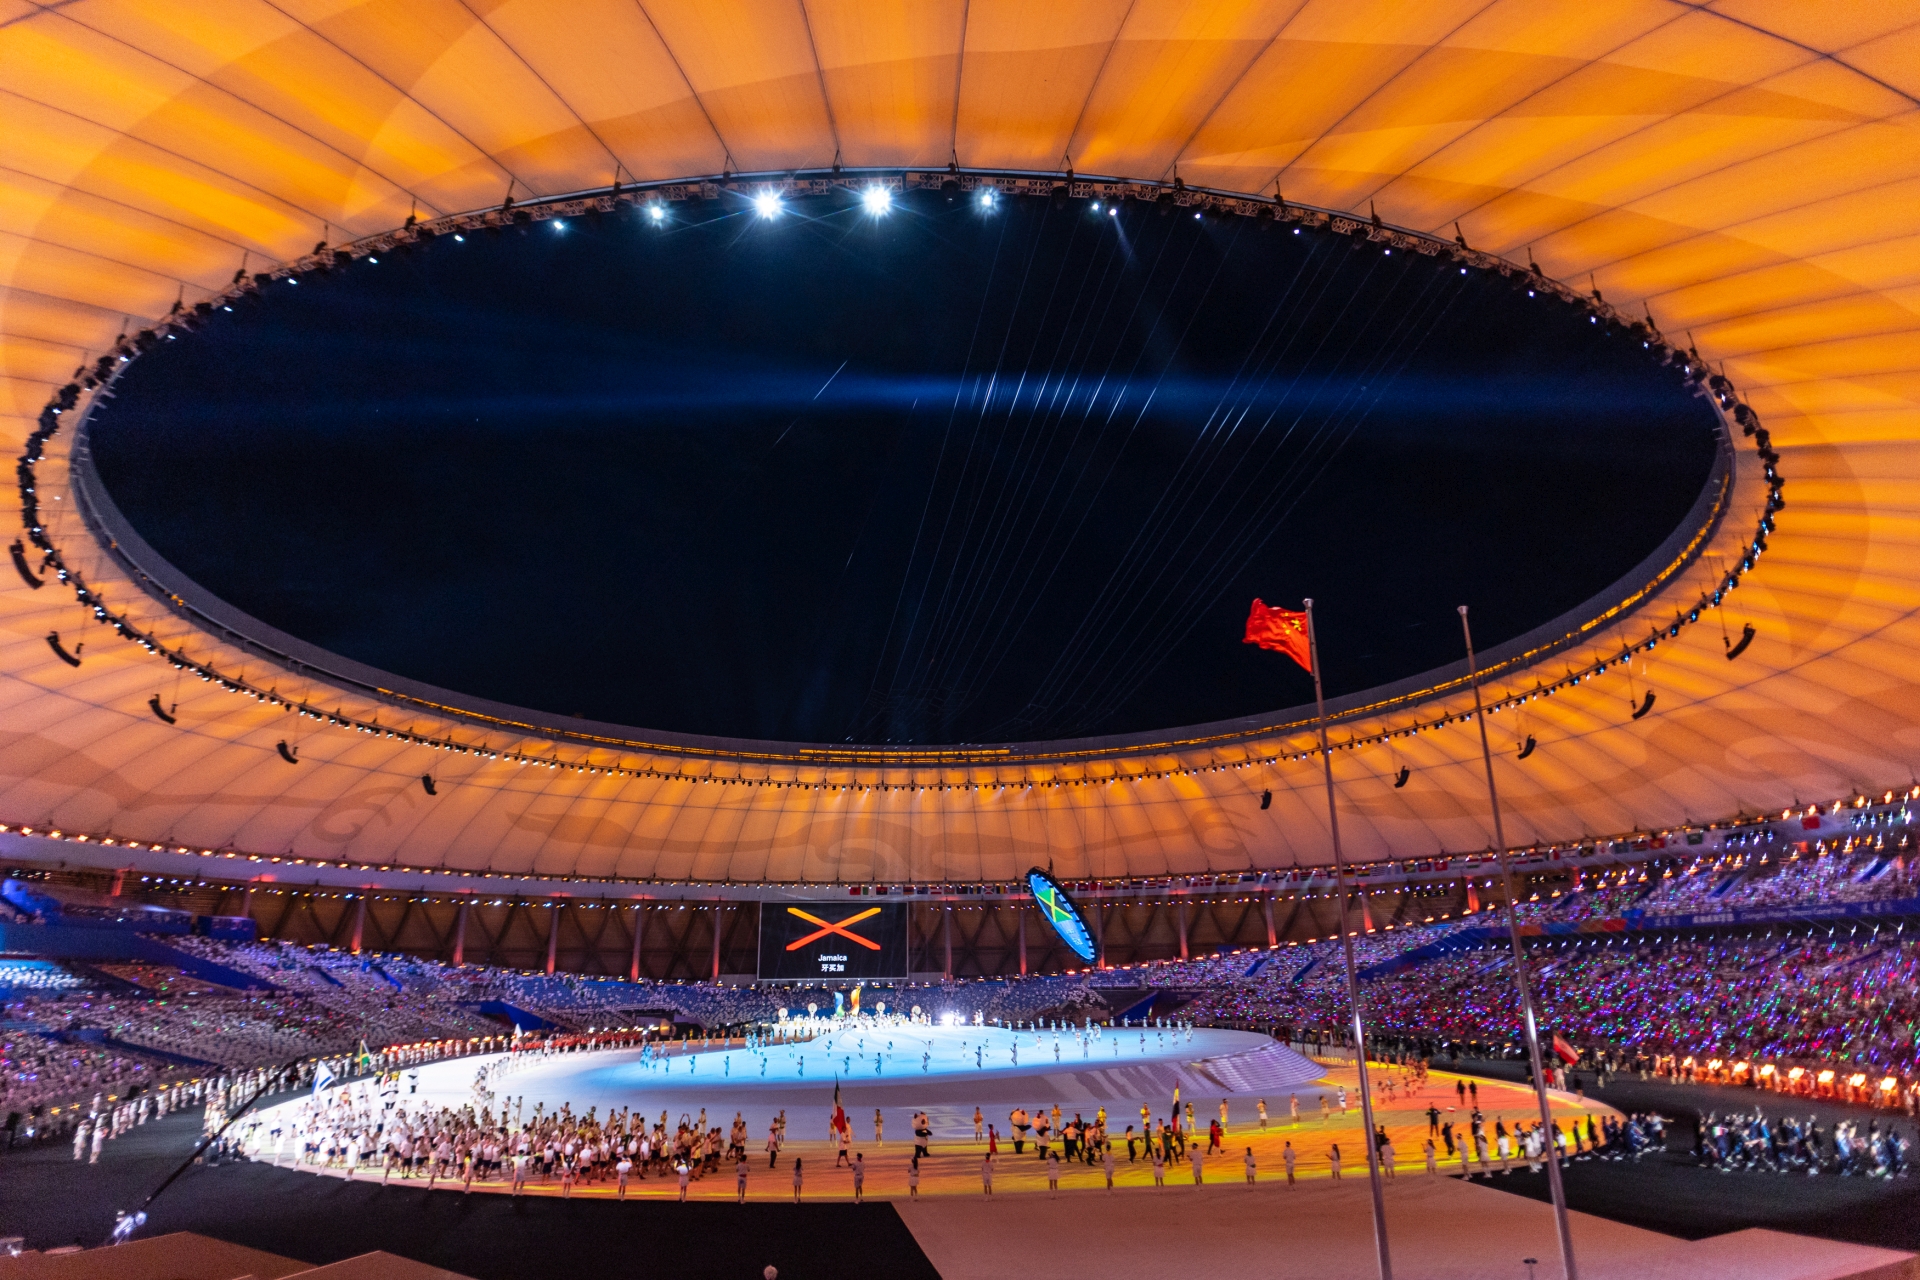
[757,901,910,982]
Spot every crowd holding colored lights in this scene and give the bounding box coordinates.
[1178,847,1920,1100]
[10,844,1920,1177]
[7,847,1920,1121]
[1188,932,1920,1083]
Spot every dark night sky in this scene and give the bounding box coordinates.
[89,188,1717,745]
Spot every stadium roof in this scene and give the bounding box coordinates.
[2,0,1916,886]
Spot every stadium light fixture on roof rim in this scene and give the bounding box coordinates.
[647,203,666,223]
[861,186,892,215]
[754,192,782,220]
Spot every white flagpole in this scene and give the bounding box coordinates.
[1458,605,1579,1280]
[1303,598,1393,1280]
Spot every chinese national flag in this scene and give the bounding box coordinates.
[1243,599,1311,672]
[1551,1033,1580,1066]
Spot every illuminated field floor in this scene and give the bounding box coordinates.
[249,1028,1612,1202]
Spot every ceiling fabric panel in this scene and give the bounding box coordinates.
[465,0,728,182]
[0,0,1914,883]
[954,0,1129,172]
[296,0,611,196]
[637,0,839,173]
[802,0,967,166]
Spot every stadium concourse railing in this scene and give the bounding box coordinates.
[19,165,1780,814]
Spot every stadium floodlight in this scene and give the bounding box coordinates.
[647,203,666,224]
[755,193,782,220]
[552,219,565,232]
[977,189,997,212]
[862,186,892,215]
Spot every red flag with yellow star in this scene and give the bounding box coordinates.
[1243,599,1311,672]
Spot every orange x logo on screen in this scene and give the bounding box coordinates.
[786,906,882,951]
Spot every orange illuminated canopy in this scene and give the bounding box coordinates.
[0,1,1915,885]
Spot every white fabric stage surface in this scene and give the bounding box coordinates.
[279,1025,1325,1139]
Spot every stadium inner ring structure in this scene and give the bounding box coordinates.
[12,171,1772,894]
[0,6,1914,921]
[6,14,1920,1279]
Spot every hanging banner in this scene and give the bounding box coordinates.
[1027,867,1097,963]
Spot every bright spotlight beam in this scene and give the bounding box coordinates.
[754,193,782,220]
[862,186,892,216]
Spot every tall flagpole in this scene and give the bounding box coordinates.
[1458,605,1578,1280]
[1303,599,1393,1280]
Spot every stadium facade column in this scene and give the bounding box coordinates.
[1017,908,1027,976]
[943,907,953,978]
[452,897,469,966]
[1263,894,1278,947]
[712,905,723,981]
[1177,898,1189,960]
[1094,899,1105,967]
[629,904,644,982]
[349,896,366,955]
[545,901,560,975]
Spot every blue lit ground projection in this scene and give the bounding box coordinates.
[276,1023,1324,1144]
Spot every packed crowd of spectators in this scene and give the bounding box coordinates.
[7,841,1920,1126]
[1650,850,1913,912]
[0,959,87,995]
[1184,931,1920,1084]
[2,948,500,1121]
[1546,847,1915,918]
[1,1025,191,1127]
